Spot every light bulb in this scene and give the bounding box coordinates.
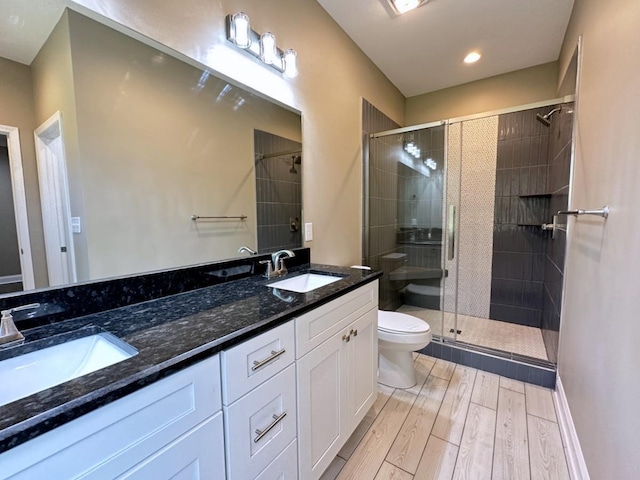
[260,32,278,65]
[230,13,251,49]
[464,51,481,64]
[392,0,421,14]
[283,49,298,78]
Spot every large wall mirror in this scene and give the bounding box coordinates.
[0,1,302,295]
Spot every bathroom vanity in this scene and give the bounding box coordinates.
[0,256,380,480]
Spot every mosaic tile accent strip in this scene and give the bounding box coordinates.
[455,117,499,318]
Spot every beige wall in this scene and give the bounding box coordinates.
[556,0,640,478]
[70,0,406,267]
[405,62,559,125]
[63,10,302,279]
[0,57,48,287]
[31,11,89,282]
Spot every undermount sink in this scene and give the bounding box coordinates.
[267,273,343,293]
[0,331,138,407]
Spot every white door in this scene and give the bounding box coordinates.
[347,308,378,431]
[34,112,76,286]
[0,125,35,290]
[297,331,349,480]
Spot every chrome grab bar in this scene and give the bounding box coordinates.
[252,348,286,371]
[557,206,609,218]
[254,412,287,443]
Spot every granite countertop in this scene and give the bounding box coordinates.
[0,264,381,453]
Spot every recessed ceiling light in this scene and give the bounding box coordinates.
[388,0,428,15]
[464,52,482,64]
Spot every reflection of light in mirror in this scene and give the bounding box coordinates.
[216,84,232,102]
[194,70,210,91]
[203,44,296,109]
[233,98,246,111]
[151,53,165,65]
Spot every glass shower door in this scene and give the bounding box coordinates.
[365,123,450,342]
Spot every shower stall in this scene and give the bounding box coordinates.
[364,102,574,373]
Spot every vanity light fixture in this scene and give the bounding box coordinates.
[464,51,482,64]
[388,0,428,15]
[424,158,437,170]
[226,13,298,78]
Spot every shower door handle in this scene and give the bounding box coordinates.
[447,205,456,261]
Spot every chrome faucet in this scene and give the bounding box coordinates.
[238,246,257,256]
[0,303,39,347]
[260,250,295,279]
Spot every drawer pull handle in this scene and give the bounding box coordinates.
[350,329,358,337]
[252,348,286,371]
[342,334,350,342]
[254,412,287,443]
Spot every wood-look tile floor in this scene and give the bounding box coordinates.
[321,353,569,480]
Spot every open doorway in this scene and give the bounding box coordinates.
[0,126,35,292]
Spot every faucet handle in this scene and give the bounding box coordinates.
[259,260,273,279]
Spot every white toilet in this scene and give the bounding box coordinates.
[378,311,432,388]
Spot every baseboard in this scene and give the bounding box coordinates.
[553,375,590,480]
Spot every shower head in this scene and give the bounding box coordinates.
[536,107,561,127]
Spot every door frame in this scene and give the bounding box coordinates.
[34,111,77,286]
[0,124,35,290]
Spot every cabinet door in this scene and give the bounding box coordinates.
[117,412,225,480]
[347,307,378,432]
[297,331,349,480]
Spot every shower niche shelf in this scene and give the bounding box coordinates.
[519,193,551,198]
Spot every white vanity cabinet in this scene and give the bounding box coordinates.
[296,282,379,480]
[0,355,225,480]
[221,321,298,480]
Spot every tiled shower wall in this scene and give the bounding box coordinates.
[254,130,302,253]
[490,108,554,327]
[362,99,401,310]
[542,103,573,363]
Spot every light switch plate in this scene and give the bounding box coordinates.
[71,217,82,233]
[304,222,313,241]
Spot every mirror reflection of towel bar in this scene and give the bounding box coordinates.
[557,206,609,218]
[191,214,247,221]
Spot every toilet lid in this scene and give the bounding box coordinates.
[378,311,430,334]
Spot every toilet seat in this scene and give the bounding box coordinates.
[378,311,430,335]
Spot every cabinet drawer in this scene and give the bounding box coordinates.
[117,412,225,480]
[224,364,297,480]
[1,355,222,480]
[255,439,298,480]
[221,321,295,405]
[295,281,378,358]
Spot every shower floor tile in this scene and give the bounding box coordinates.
[395,305,548,361]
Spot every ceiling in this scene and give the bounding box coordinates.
[317,0,575,97]
[0,0,67,65]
